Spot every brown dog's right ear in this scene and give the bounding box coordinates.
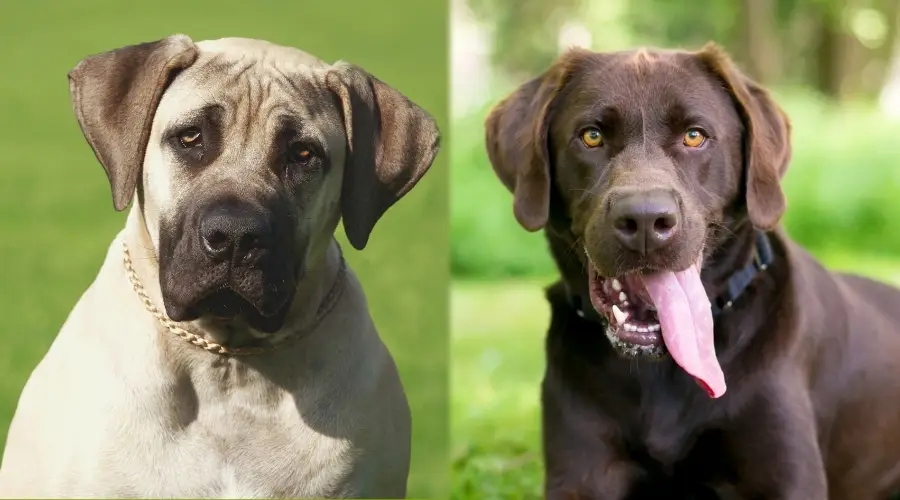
[68,34,199,211]
[484,49,588,231]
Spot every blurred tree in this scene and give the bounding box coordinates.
[467,0,583,79]
[741,0,781,83]
[809,0,860,99]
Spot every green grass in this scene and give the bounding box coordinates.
[450,257,900,499]
[0,2,448,497]
[451,88,900,279]
[451,279,549,500]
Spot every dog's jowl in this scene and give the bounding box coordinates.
[486,44,900,499]
[0,34,439,499]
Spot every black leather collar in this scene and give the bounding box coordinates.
[709,230,773,316]
[568,230,774,320]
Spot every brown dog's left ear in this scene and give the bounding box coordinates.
[697,43,792,231]
[484,49,588,232]
[68,34,199,211]
[326,63,441,251]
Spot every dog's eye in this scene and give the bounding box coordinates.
[581,128,603,148]
[683,128,708,148]
[288,145,313,164]
[178,129,202,148]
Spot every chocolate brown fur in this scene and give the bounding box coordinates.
[486,44,900,499]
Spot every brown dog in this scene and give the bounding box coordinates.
[485,44,900,499]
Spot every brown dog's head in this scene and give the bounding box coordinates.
[69,35,440,334]
[485,44,790,386]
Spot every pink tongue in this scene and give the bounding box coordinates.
[640,265,726,398]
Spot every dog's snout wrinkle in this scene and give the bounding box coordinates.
[199,201,271,264]
[610,189,679,255]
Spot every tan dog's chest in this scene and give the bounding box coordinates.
[97,369,363,498]
[0,257,408,498]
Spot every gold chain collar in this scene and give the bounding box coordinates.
[122,241,346,356]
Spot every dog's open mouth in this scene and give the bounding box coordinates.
[586,257,727,398]
[589,273,664,352]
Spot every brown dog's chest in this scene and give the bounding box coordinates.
[638,400,705,465]
[612,382,735,480]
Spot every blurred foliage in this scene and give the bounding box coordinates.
[451,88,900,279]
[467,0,900,99]
[467,0,583,79]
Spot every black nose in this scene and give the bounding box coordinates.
[609,190,680,255]
[199,201,271,264]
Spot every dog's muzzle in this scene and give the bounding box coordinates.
[159,196,299,333]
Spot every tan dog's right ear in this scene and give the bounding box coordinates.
[484,49,587,231]
[326,63,441,251]
[68,34,199,211]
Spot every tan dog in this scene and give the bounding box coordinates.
[0,34,439,498]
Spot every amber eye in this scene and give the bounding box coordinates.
[178,128,202,148]
[581,127,603,148]
[288,145,313,164]
[683,128,708,148]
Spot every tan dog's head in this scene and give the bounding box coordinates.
[69,34,440,333]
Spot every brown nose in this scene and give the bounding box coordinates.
[609,190,679,255]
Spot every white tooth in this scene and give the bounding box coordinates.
[648,305,657,312]
[650,324,660,332]
[612,305,629,324]
[623,301,629,307]
[638,327,648,333]
[612,279,622,291]
[619,292,627,302]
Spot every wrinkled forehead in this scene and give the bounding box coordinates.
[153,37,341,140]
[559,50,737,127]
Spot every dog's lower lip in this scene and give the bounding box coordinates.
[611,325,661,346]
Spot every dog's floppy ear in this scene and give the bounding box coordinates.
[697,43,792,231]
[68,34,199,211]
[326,63,441,251]
[484,49,588,231]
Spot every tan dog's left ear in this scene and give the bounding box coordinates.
[697,43,792,231]
[68,34,199,211]
[326,63,441,251]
